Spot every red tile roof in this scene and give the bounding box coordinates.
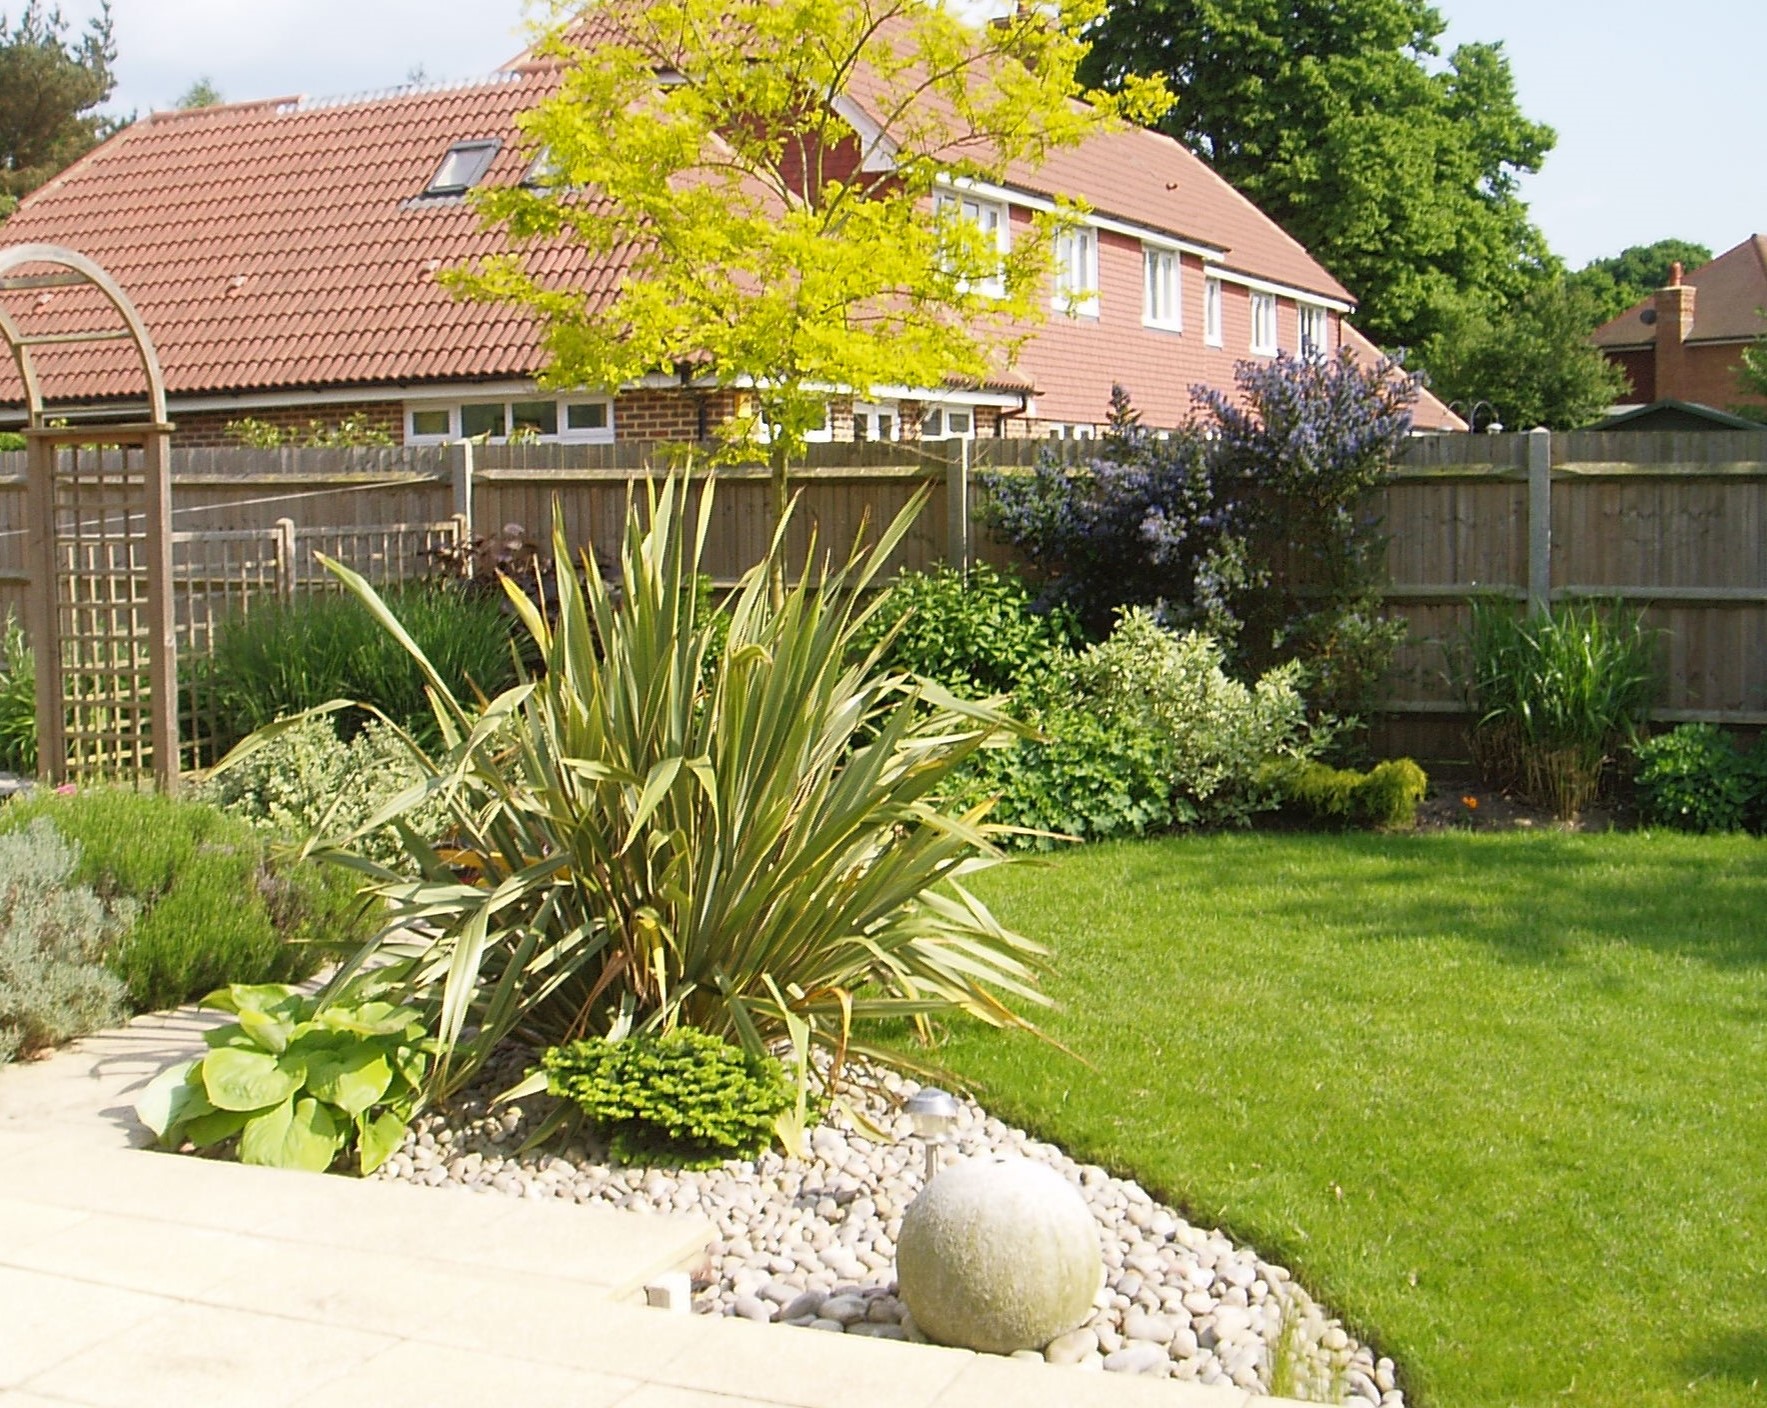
[1591,235,1767,350]
[0,26,1352,410]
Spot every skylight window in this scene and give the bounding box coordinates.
[425,139,500,196]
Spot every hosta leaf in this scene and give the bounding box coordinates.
[356,1108,410,1175]
[304,1045,395,1117]
[202,1022,254,1050]
[182,1107,251,1148]
[236,1005,295,1055]
[134,1060,203,1141]
[204,984,303,1019]
[239,1096,345,1172]
[200,1046,304,1112]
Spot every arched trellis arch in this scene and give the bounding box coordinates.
[1,243,178,789]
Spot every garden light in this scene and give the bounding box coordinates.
[904,1085,961,1182]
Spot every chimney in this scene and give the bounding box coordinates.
[1652,262,1698,401]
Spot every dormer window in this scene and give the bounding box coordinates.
[425,140,500,196]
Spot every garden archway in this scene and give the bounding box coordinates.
[0,243,177,789]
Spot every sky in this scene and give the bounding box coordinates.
[48,0,1767,270]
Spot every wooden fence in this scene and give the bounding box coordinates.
[7,430,1766,771]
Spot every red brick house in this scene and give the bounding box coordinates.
[0,36,1462,444]
[1591,236,1767,416]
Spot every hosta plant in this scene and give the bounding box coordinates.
[136,983,433,1174]
[245,475,1047,1115]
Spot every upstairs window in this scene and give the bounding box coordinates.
[1052,226,1099,316]
[1144,248,1181,330]
[424,139,500,196]
[936,192,1008,297]
[1250,291,1279,356]
[1299,303,1329,356]
[1204,276,1224,346]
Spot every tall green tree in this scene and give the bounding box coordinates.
[451,0,1164,529]
[1567,238,1714,330]
[1080,0,1556,351]
[1421,279,1625,430]
[0,2,117,219]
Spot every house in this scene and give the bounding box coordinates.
[1591,236,1767,415]
[0,32,1464,445]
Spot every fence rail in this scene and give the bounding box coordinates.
[8,429,1767,772]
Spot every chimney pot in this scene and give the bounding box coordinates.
[1669,261,1684,287]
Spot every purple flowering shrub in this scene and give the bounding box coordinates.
[982,352,1418,728]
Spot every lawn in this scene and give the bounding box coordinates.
[940,830,1767,1408]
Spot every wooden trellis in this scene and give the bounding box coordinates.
[0,244,178,790]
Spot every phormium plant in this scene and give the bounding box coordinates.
[235,476,1049,1123]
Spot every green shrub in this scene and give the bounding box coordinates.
[201,581,518,751]
[197,716,448,868]
[0,821,129,1062]
[964,680,1176,847]
[0,790,368,1012]
[136,982,433,1174]
[0,613,33,774]
[286,478,1047,1109]
[854,564,1080,696]
[541,1029,793,1168]
[969,610,1323,846]
[1266,757,1429,830]
[0,431,23,452]
[1459,598,1658,820]
[1633,724,1766,833]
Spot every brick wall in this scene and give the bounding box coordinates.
[171,401,403,448]
[612,388,744,442]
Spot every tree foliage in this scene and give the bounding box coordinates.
[1080,0,1555,352]
[1738,336,1767,409]
[448,0,1166,518]
[174,76,222,110]
[1567,239,1713,330]
[0,2,117,219]
[1421,279,1626,430]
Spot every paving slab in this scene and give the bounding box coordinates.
[0,1005,1307,1408]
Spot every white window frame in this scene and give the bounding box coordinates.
[1204,276,1224,347]
[852,401,899,442]
[1052,225,1099,316]
[919,406,976,442]
[1250,291,1279,356]
[1298,302,1329,356]
[937,192,1009,299]
[804,403,834,444]
[404,394,616,445]
[1143,247,1182,331]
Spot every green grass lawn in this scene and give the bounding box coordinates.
[939,831,1767,1408]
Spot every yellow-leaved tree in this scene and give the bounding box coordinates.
[448,0,1168,523]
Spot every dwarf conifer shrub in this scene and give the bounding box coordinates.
[0,821,129,1062]
[1265,758,1429,830]
[541,1029,793,1168]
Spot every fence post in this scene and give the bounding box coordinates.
[945,438,971,574]
[1527,428,1552,617]
[274,517,296,602]
[451,440,474,542]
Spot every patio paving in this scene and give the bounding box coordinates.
[0,1008,1294,1408]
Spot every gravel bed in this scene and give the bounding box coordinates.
[378,1050,1402,1405]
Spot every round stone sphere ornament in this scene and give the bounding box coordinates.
[895,1156,1103,1354]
